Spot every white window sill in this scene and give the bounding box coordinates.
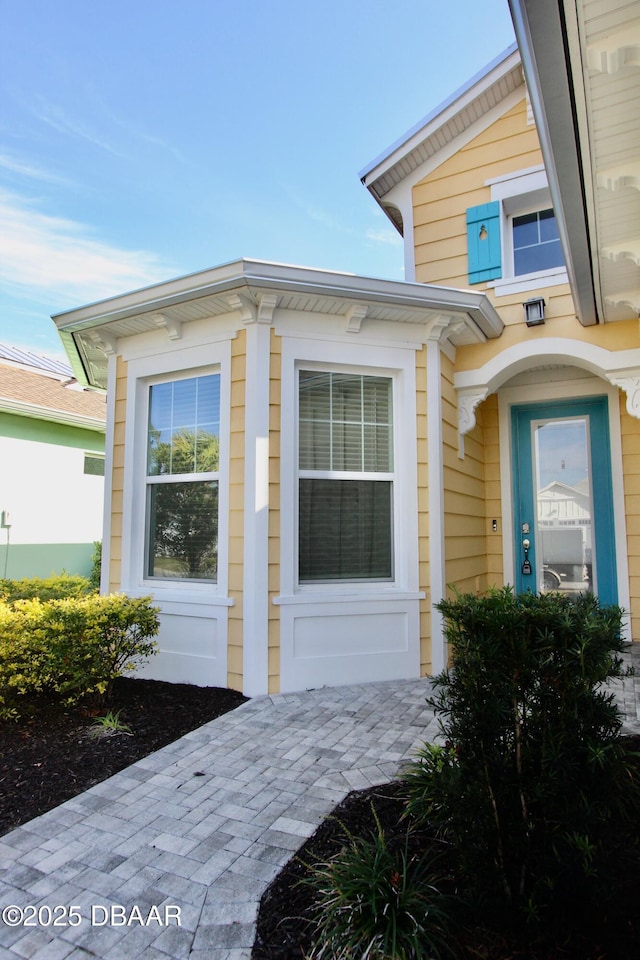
[273,590,425,605]
[126,585,235,607]
[489,267,569,297]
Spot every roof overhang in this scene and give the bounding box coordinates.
[0,396,106,432]
[359,44,523,232]
[508,0,640,326]
[53,259,504,389]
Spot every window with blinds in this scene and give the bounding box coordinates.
[145,374,220,581]
[298,371,394,582]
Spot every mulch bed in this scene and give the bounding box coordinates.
[253,738,640,960]
[0,676,246,836]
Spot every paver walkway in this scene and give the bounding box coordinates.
[1,649,639,960]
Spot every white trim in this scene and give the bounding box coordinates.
[427,341,446,673]
[489,267,568,297]
[242,321,271,696]
[278,333,422,691]
[454,339,640,398]
[121,341,231,604]
[498,376,631,638]
[100,353,117,594]
[487,166,569,295]
[280,336,420,598]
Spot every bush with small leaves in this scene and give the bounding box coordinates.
[0,574,94,602]
[403,587,638,928]
[0,594,159,718]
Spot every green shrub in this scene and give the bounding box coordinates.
[0,574,94,602]
[308,804,453,960]
[403,587,637,925]
[88,542,102,592]
[0,594,159,718]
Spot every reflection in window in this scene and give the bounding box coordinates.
[513,208,564,276]
[146,374,220,580]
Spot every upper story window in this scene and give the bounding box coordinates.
[466,166,568,297]
[512,207,564,275]
[298,370,394,583]
[146,373,220,581]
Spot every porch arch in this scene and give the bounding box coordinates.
[455,338,640,445]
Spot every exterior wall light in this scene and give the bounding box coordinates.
[524,297,545,326]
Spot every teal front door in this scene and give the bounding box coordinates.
[511,396,617,604]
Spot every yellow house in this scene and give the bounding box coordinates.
[53,0,639,697]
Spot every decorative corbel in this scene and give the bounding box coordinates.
[608,375,640,419]
[257,293,278,324]
[344,304,368,334]
[88,330,117,356]
[424,314,454,342]
[227,292,257,324]
[153,313,182,340]
[457,388,489,458]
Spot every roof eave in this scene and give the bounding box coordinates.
[508,0,600,325]
[53,260,504,390]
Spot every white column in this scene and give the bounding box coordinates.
[426,339,446,673]
[241,316,272,696]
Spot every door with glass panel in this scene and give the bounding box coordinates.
[511,397,617,604]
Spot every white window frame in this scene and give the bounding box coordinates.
[120,341,231,604]
[278,335,420,601]
[487,165,568,296]
[145,372,221,584]
[297,368,396,585]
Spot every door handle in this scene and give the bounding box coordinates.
[522,538,532,575]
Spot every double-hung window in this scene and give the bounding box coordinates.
[145,373,220,581]
[298,370,394,583]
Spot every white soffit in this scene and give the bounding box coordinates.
[509,0,640,325]
[52,259,503,390]
[359,44,523,227]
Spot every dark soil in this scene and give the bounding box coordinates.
[0,676,246,836]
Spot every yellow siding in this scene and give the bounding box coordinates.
[416,347,431,674]
[414,99,540,289]
[109,357,127,593]
[268,330,282,694]
[483,395,503,585]
[227,330,246,692]
[441,353,488,595]
[621,392,640,641]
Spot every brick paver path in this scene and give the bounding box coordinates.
[1,649,638,959]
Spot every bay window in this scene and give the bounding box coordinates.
[146,373,220,581]
[298,370,394,582]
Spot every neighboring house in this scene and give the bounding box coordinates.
[0,343,106,580]
[52,0,639,696]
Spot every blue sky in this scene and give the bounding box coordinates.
[0,0,515,359]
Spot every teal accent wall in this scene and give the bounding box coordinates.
[1,542,94,580]
[0,412,104,453]
[466,201,502,283]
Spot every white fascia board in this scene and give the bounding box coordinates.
[359,44,520,188]
[0,397,106,432]
[508,0,599,325]
[52,258,504,340]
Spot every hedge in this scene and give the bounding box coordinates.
[0,594,159,719]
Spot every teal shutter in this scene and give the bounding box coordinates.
[466,202,501,283]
